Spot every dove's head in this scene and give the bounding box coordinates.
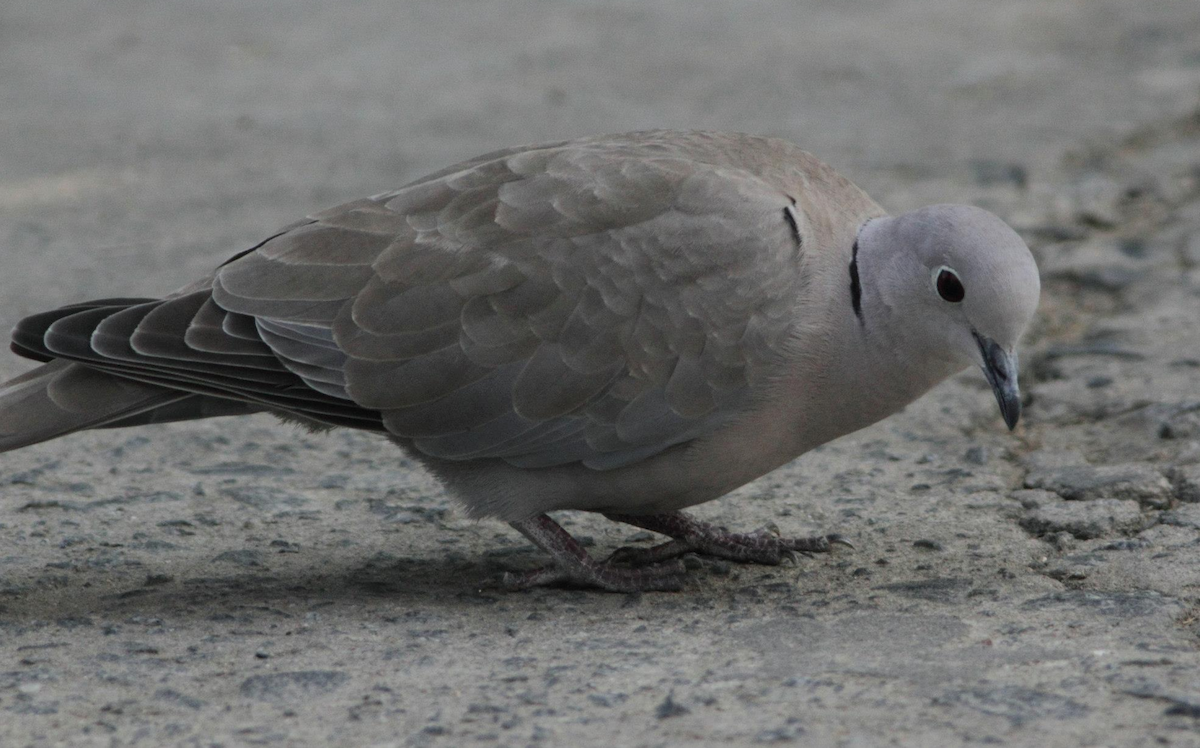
[857,204,1040,429]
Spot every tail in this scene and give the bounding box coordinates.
[0,360,251,454]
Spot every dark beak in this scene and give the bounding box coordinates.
[975,333,1021,430]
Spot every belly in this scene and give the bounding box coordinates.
[418,357,960,521]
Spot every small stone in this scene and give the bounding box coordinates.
[655,692,689,719]
[1021,499,1144,539]
[963,446,989,465]
[1171,464,1200,503]
[1154,406,1200,440]
[1047,531,1076,552]
[913,539,944,551]
[1024,463,1172,508]
[1010,489,1058,510]
[1163,697,1200,718]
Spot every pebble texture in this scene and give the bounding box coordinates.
[3,1,1200,746]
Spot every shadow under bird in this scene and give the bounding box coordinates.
[0,130,1040,591]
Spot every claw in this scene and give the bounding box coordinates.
[826,534,855,551]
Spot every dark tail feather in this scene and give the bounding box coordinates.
[0,360,194,453]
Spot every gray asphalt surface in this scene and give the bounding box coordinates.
[3,1,1200,745]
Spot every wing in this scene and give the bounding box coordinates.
[213,132,808,469]
[14,132,819,470]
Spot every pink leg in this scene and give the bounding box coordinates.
[505,514,687,592]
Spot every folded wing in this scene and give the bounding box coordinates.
[15,132,810,469]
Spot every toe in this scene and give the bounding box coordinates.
[503,565,571,590]
[605,545,649,565]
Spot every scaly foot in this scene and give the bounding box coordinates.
[603,511,852,566]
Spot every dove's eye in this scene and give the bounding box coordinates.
[934,267,965,303]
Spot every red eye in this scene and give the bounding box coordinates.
[935,268,965,303]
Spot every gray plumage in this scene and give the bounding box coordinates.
[0,130,1040,590]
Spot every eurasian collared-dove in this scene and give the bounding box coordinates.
[0,130,1040,591]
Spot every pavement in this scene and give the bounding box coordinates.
[2,1,1200,745]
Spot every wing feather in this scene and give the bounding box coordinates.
[17,132,881,468]
[212,132,821,467]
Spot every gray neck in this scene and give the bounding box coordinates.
[839,216,964,417]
